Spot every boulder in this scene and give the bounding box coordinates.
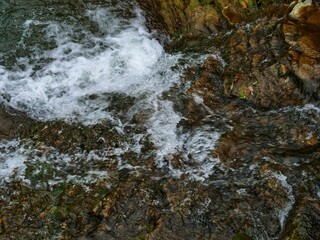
[284,0,320,99]
[138,0,291,37]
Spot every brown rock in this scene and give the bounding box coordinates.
[282,197,320,240]
[0,106,32,140]
[185,2,220,34]
[282,3,320,100]
[138,0,288,37]
[222,6,243,25]
[289,0,316,21]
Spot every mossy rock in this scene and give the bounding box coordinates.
[233,231,253,240]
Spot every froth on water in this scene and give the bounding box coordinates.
[0,1,180,124]
[0,0,227,182]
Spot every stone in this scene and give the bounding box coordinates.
[222,6,243,25]
[0,106,32,140]
[282,198,320,240]
[283,2,320,98]
[138,0,287,37]
[289,0,314,20]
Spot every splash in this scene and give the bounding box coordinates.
[0,1,224,182]
[0,5,180,125]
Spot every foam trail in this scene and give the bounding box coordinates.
[0,139,114,184]
[273,172,295,230]
[147,99,182,166]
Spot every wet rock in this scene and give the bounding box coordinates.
[19,119,135,154]
[137,0,288,37]
[0,180,108,239]
[183,56,225,125]
[86,175,168,239]
[0,106,32,140]
[149,212,211,240]
[20,121,111,153]
[222,5,243,25]
[143,0,319,109]
[284,1,320,99]
[282,197,320,240]
[289,0,315,20]
[215,108,320,166]
[137,0,220,36]
[211,104,320,238]
[218,13,308,108]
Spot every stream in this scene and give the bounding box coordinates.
[0,0,319,239]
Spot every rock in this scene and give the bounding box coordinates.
[282,197,320,240]
[284,2,320,98]
[215,108,320,165]
[289,0,315,20]
[137,0,221,36]
[218,14,307,108]
[184,0,221,34]
[138,0,287,37]
[0,106,32,140]
[139,0,320,108]
[183,56,225,125]
[222,6,243,25]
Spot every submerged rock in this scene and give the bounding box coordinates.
[1,0,320,239]
[0,106,32,140]
[281,197,320,240]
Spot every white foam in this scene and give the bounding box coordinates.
[192,93,204,105]
[0,139,116,184]
[273,172,295,230]
[178,126,221,181]
[300,103,320,114]
[182,127,220,164]
[237,188,247,195]
[0,140,26,181]
[147,99,183,166]
[280,103,320,115]
[0,6,180,124]
[0,3,225,181]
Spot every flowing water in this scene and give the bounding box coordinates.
[0,0,223,181]
[0,0,319,239]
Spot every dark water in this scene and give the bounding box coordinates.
[0,0,319,239]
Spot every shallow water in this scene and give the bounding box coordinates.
[0,0,227,180]
[0,0,319,239]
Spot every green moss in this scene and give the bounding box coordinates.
[200,0,214,3]
[239,86,248,100]
[248,0,258,13]
[138,234,147,240]
[233,231,253,240]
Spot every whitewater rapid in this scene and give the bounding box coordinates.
[0,1,224,182]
